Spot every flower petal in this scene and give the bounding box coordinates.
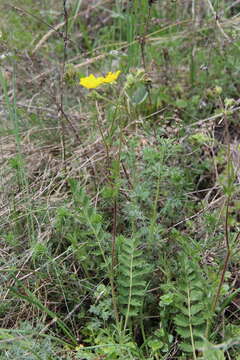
[79,70,121,89]
[103,70,121,84]
[80,74,104,89]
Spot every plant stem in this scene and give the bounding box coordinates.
[187,288,197,360]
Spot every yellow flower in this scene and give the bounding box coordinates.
[79,70,121,89]
[103,70,121,84]
[79,74,105,89]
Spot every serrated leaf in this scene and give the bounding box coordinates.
[128,298,142,307]
[174,314,189,327]
[176,327,192,339]
[176,326,204,339]
[191,290,204,301]
[132,269,150,278]
[193,280,204,289]
[175,304,190,316]
[118,236,150,321]
[190,316,206,326]
[130,288,146,297]
[179,342,195,352]
[190,303,204,316]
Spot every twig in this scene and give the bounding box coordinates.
[204,0,231,41]
[57,2,82,145]
[32,0,111,54]
[226,0,240,13]
[8,5,67,40]
[167,194,224,232]
[186,105,240,129]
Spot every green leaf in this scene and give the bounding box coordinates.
[148,339,164,352]
[190,290,204,301]
[174,314,189,327]
[190,303,204,316]
[180,342,195,352]
[127,83,148,105]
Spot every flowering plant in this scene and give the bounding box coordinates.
[80,70,121,89]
